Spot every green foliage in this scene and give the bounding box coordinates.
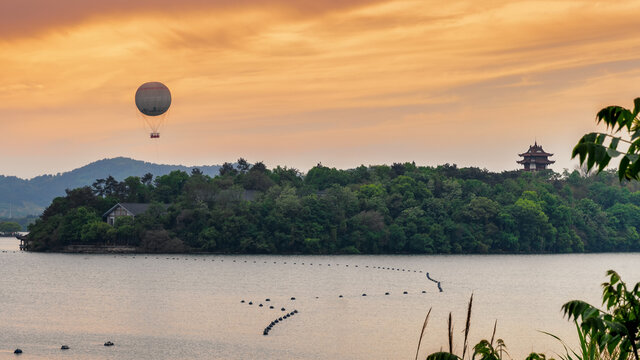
[573,98,640,180]
[473,339,508,360]
[0,221,22,233]
[562,270,640,360]
[58,207,101,244]
[26,159,640,254]
[81,221,115,244]
[427,352,461,360]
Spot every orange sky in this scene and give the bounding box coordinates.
[2,0,640,178]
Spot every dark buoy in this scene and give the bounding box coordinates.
[104,341,114,346]
[294,310,298,313]
[241,300,245,303]
[281,307,286,311]
[403,291,408,294]
[362,293,367,296]
[61,345,70,350]
[339,295,343,298]
[266,298,270,302]
[278,317,283,321]
[270,306,274,309]
[14,349,22,354]
[290,297,296,300]
[249,301,253,305]
[422,290,426,293]
[259,304,263,307]
[385,292,390,295]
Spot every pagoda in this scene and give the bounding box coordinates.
[517,141,554,171]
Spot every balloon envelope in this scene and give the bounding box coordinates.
[135,82,171,116]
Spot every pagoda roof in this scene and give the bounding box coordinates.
[517,158,555,165]
[518,142,553,157]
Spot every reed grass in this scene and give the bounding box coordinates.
[462,294,473,360]
[449,312,454,354]
[415,308,433,360]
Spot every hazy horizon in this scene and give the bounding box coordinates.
[0,155,583,180]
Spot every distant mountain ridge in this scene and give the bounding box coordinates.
[0,157,221,217]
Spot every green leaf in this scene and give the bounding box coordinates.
[596,106,635,132]
[633,98,640,116]
[606,148,622,158]
[619,156,630,181]
[587,144,597,170]
[609,137,620,150]
[571,143,587,163]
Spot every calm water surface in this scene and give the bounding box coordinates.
[1,237,638,359]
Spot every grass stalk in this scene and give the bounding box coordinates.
[448,312,454,354]
[415,308,433,360]
[462,294,473,360]
[490,320,497,347]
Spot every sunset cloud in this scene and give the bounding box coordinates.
[2,0,640,177]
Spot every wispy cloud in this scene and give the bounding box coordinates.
[2,0,640,177]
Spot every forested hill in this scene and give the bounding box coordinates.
[27,162,640,254]
[0,157,221,217]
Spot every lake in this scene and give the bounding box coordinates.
[1,237,638,359]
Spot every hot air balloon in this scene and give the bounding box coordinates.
[135,82,171,139]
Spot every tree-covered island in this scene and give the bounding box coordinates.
[24,160,640,254]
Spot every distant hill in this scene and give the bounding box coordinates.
[0,157,221,217]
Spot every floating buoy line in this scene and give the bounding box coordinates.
[2,250,445,337]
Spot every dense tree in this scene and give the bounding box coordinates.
[0,221,21,233]
[25,159,640,254]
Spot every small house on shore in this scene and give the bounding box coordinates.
[103,203,154,226]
